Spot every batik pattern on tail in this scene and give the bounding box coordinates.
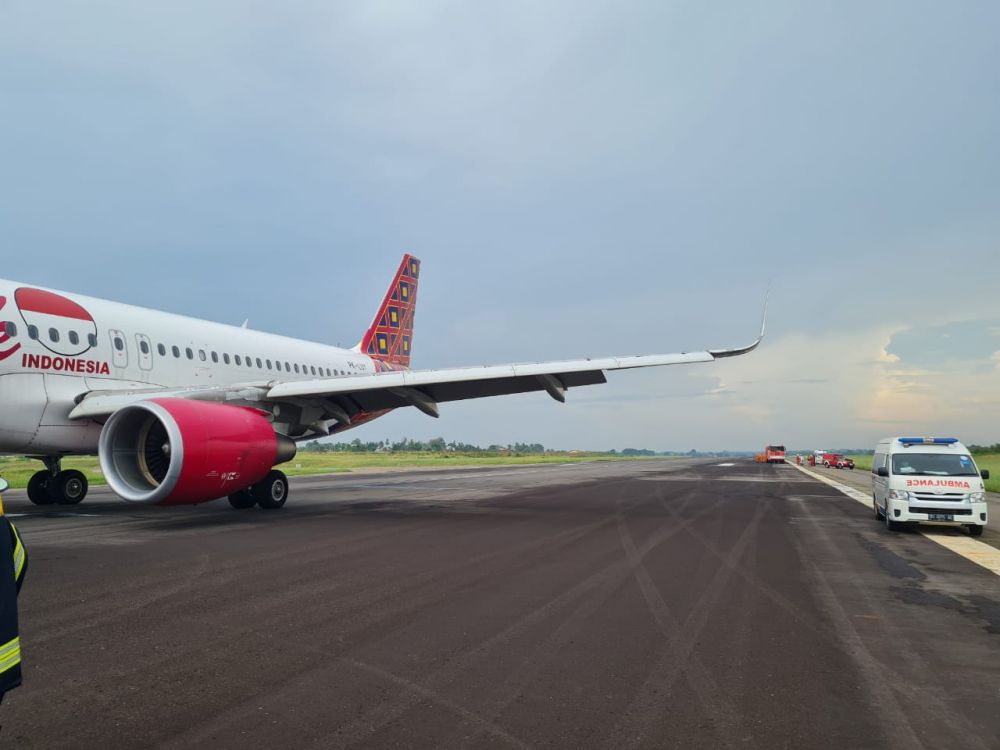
[360,255,420,369]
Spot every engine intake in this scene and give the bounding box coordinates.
[99,399,296,505]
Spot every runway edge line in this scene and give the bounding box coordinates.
[788,462,1000,578]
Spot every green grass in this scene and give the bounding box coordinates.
[848,455,873,472]
[849,453,999,493]
[0,451,663,490]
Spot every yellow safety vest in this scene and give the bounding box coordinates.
[0,508,26,693]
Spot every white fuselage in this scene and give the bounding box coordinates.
[0,278,379,455]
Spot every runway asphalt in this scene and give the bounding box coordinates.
[1,459,999,749]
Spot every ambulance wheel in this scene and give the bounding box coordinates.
[55,470,88,504]
[27,471,56,505]
[228,490,256,509]
[873,497,884,520]
[968,524,984,537]
[255,470,288,510]
[885,510,904,532]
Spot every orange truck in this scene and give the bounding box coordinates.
[764,445,786,463]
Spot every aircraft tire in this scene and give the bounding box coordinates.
[55,470,88,505]
[27,471,56,505]
[255,470,288,510]
[228,490,256,509]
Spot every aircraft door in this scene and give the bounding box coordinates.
[109,329,128,370]
[135,333,153,371]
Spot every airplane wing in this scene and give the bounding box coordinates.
[68,312,765,425]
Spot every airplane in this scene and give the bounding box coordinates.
[0,255,764,510]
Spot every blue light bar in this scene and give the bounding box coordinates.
[898,437,958,446]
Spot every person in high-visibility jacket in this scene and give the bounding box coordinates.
[0,476,26,700]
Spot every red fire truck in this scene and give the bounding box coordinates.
[764,445,786,463]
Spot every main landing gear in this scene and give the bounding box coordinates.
[27,457,89,506]
[228,470,289,511]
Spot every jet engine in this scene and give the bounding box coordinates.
[98,398,296,505]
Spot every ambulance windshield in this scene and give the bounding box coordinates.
[891,453,978,476]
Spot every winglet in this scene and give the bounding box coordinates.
[708,285,768,359]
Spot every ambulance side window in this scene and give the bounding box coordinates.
[873,453,887,475]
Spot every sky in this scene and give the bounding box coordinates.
[1,1,998,451]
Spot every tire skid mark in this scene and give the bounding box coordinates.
[448,481,705,749]
[30,480,622,648]
[300,486,728,749]
[793,492,991,750]
[36,503,628,704]
[604,484,773,749]
[142,484,699,750]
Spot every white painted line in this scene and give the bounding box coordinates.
[788,462,1000,577]
[715,463,735,467]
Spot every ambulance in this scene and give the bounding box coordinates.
[871,437,989,536]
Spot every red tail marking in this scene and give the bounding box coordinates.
[360,255,420,369]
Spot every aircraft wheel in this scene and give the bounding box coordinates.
[968,524,984,537]
[27,471,56,505]
[228,490,256,509]
[55,470,88,505]
[255,470,288,510]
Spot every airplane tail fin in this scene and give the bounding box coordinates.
[356,254,420,369]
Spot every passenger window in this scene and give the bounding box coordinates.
[285,362,291,372]
[197,350,205,361]
[114,336,126,351]
[293,364,300,373]
[68,330,79,345]
[211,352,219,363]
[140,340,150,355]
[157,344,166,356]
[88,333,98,347]
[27,325,38,340]
[50,328,61,343]
[235,355,242,366]
[185,348,193,360]
[266,359,272,370]
[3,322,15,337]
[256,357,262,368]
[223,353,230,365]
[310,366,316,376]
[246,356,252,368]
[172,346,181,358]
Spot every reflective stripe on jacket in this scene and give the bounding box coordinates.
[0,517,25,693]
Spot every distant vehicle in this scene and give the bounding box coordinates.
[871,437,988,536]
[764,445,785,463]
[821,453,854,469]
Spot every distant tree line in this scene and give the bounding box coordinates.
[969,444,1000,455]
[299,441,782,457]
[301,438,549,454]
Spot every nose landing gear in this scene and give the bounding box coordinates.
[26,458,89,506]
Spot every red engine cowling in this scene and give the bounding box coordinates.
[98,398,296,505]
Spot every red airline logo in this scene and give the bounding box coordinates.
[6,288,112,375]
[0,296,22,362]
